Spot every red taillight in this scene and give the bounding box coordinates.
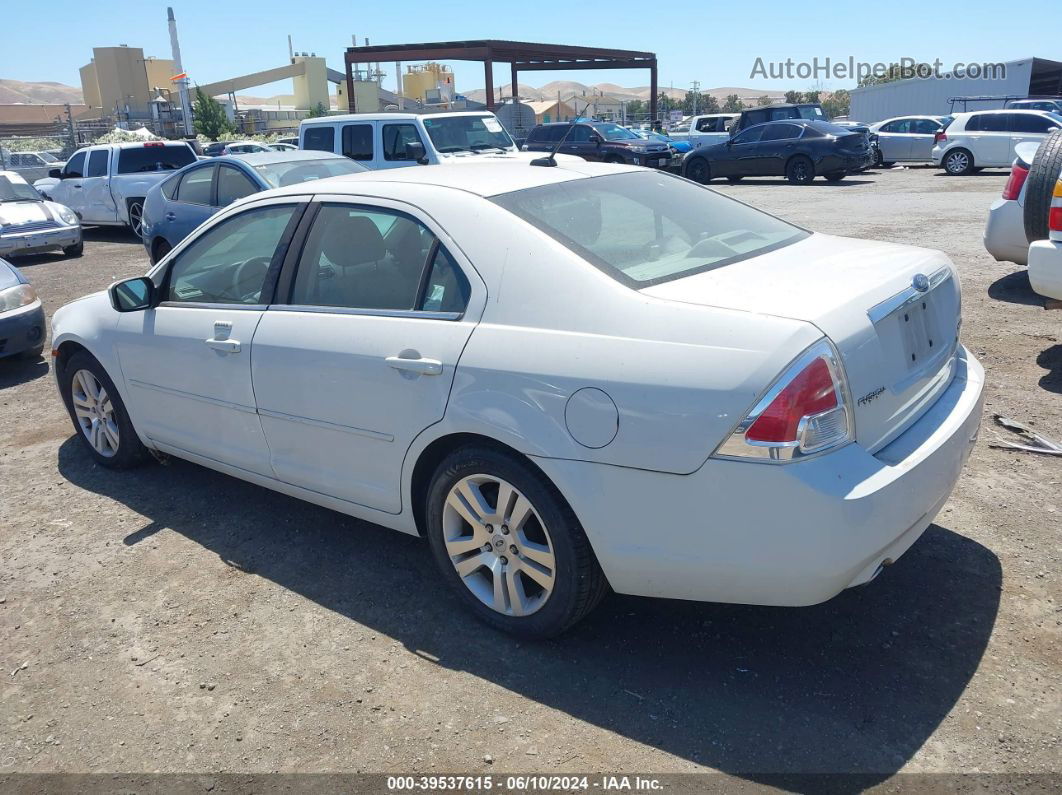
[1002,163,1030,201]
[933,131,947,144]
[1050,206,1062,232]
[746,358,837,443]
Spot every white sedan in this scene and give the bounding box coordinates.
[51,161,985,637]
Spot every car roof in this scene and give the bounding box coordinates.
[262,160,639,200]
[959,108,1052,115]
[217,150,354,166]
[303,111,493,125]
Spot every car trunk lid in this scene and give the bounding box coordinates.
[642,233,961,452]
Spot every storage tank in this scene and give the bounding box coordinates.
[495,99,536,140]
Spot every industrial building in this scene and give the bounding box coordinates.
[79,46,176,117]
[849,56,1062,123]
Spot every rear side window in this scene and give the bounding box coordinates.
[176,166,214,205]
[116,144,195,174]
[341,124,373,160]
[382,124,424,161]
[761,123,802,141]
[63,151,86,178]
[160,174,179,200]
[86,149,109,177]
[303,126,335,152]
[911,119,941,134]
[419,248,470,313]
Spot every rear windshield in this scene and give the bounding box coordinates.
[116,144,196,174]
[492,171,808,288]
[253,157,367,188]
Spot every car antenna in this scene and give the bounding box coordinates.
[531,99,593,167]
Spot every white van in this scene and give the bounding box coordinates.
[299,112,527,168]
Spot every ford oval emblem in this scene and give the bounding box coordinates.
[912,273,930,292]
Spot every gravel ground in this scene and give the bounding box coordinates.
[0,166,1058,784]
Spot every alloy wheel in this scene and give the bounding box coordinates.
[442,474,557,617]
[71,369,119,457]
[946,151,969,174]
[129,203,144,238]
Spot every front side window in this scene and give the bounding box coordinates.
[342,124,374,160]
[422,114,514,153]
[382,124,424,161]
[166,204,297,305]
[86,149,109,177]
[1011,114,1057,133]
[290,204,437,310]
[595,123,639,141]
[303,126,335,152]
[732,126,766,145]
[116,144,196,174]
[883,119,911,134]
[492,171,808,288]
[568,125,593,143]
[63,151,86,179]
[176,166,215,205]
[216,165,258,206]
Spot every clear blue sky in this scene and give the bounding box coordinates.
[4,0,1059,99]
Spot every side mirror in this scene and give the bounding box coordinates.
[109,276,156,313]
[406,141,428,165]
[49,168,62,179]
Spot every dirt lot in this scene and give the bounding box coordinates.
[0,166,1058,784]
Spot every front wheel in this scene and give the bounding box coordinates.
[127,200,145,239]
[786,155,815,184]
[60,351,150,469]
[943,148,974,176]
[425,445,608,638]
[684,157,712,184]
[62,240,83,257]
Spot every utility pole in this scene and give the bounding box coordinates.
[690,80,700,117]
[167,7,194,137]
[64,103,77,152]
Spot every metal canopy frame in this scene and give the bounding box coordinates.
[344,39,658,118]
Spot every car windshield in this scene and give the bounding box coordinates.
[493,171,808,287]
[38,152,59,163]
[0,175,43,202]
[253,157,366,188]
[422,115,514,153]
[596,123,640,141]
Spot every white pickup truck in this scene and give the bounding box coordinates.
[668,114,739,148]
[300,111,575,168]
[34,141,197,236]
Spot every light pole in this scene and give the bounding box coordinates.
[690,80,700,117]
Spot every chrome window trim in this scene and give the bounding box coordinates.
[267,304,462,322]
[867,266,951,325]
[156,302,268,310]
[713,338,854,464]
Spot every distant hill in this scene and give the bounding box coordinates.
[0,79,83,105]
[465,81,783,106]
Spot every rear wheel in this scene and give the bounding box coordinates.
[943,148,974,176]
[60,351,150,469]
[786,155,815,184]
[127,199,145,239]
[685,157,712,184]
[425,445,608,638]
[1024,128,1062,242]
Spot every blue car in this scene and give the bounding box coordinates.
[141,150,367,263]
[0,257,46,360]
[635,129,692,155]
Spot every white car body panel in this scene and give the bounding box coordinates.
[1028,239,1062,299]
[932,110,1062,169]
[51,161,984,607]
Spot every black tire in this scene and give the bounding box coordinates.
[786,155,815,185]
[685,157,712,184]
[1024,128,1062,243]
[62,240,83,258]
[425,445,608,639]
[126,199,145,239]
[725,175,743,183]
[151,238,172,265]
[60,351,151,470]
[942,148,974,176]
[824,171,846,183]
[873,148,884,168]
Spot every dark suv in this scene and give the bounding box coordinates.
[523,121,673,168]
[730,103,828,135]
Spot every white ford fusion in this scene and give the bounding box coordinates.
[51,161,984,637]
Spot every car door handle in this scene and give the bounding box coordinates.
[72,183,82,188]
[205,338,241,354]
[386,356,442,375]
[165,212,176,221]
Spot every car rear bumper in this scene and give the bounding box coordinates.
[533,346,984,606]
[0,225,81,257]
[983,197,1029,265]
[0,299,47,358]
[1028,238,1062,300]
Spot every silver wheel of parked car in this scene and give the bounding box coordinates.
[128,201,145,238]
[442,474,557,617]
[944,149,973,176]
[70,368,119,458]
